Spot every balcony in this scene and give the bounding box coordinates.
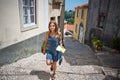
[49,0,64,9]
[54,0,63,3]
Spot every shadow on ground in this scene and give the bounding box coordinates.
[96,53,120,69]
[103,75,119,80]
[63,37,120,69]
[63,37,100,66]
[30,70,50,80]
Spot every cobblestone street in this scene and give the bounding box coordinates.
[0,37,120,80]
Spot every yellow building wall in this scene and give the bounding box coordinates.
[82,8,88,43]
[73,7,88,43]
[73,9,80,40]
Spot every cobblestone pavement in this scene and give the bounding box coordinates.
[0,37,120,80]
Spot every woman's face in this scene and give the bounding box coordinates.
[49,23,55,32]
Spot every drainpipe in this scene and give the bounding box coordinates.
[60,0,65,38]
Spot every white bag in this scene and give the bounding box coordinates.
[56,45,66,53]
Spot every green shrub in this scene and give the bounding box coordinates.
[95,40,104,48]
[92,36,104,49]
[92,36,98,44]
[112,37,120,50]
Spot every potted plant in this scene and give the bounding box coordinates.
[95,40,104,51]
[112,37,120,53]
[92,36,104,51]
[92,36,98,47]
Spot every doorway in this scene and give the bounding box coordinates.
[79,23,84,43]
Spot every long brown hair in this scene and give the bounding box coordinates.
[48,21,59,35]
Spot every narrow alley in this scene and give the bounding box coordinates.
[0,36,119,80]
[0,0,120,80]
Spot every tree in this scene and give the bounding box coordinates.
[64,10,75,24]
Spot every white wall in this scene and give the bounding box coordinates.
[0,0,48,49]
[49,1,62,23]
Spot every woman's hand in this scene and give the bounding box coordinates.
[43,49,46,55]
[60,44,64,49]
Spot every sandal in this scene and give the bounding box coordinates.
[59,58,62,65]
[50,73,56,80]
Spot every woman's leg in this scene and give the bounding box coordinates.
[58,52,62,65]
[52,62,57,75]
[46,59,51,65]
[46,53,54,71]
[46,59,54,71]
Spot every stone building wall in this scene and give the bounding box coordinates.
[85,0,120,45]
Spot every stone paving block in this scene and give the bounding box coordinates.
[79,65,102,74]
[71,66,85,74]
[96,52,120,68]
[57,58,72,73]
[103,75,119,80]
[0,75,40,80]
[0,66,31,75]
[102,67,118,77]
[77,75,87,80]
[68,74,85,80]
[75,59,99,65]
[85,74,105,80]
[0,37,119,80]
[56,72,72,80]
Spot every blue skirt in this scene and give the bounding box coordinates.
[46,50,62,62]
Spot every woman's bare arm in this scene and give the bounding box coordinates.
[43,31,49,54]
[58,32,63,46]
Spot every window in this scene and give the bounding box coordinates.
[20,0,37,30]
[81,9,84,19]
[76,9,79,17]
[75,24,77,33]
[50,17,55,21]
[97,13,105,29]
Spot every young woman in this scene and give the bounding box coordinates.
[43,21,63,79]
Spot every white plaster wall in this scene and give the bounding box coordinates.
[0,0,48,49]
